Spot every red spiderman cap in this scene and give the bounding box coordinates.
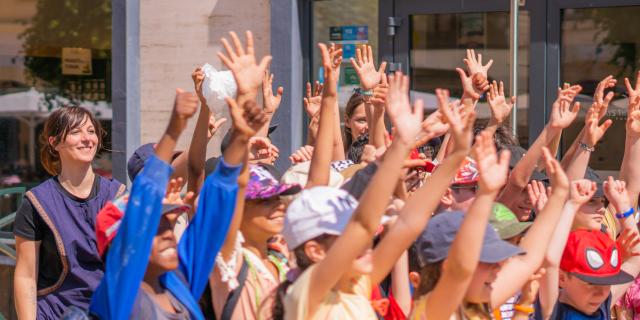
[560,229,633,285]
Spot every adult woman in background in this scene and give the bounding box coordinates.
[13,106,125,319]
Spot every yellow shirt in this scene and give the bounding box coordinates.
[411,295,491,320]
[284,264,378,320]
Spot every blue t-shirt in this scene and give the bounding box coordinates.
[534,293,611,319]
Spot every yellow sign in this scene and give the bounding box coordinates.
[62,48,92,75]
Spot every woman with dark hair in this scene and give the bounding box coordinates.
[13,106,125,319]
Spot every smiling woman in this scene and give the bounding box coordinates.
[12,106,125,319]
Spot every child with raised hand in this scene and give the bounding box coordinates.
[272,70,424,320]
[205,31,305,320]
[88,83,260,319]
[410,130,514,319]
[535,177,640,319]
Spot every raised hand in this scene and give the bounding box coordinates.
[464,49,493,84]
[207,114,227,139]
[262,68,283,115]
[568,179,596,207]
[191,67,206,102]
[417,110,450,144]
[386,71,424,145]
[627,105,640,137]
[487,80,516,125]
[592,75,616,120]
[603,176,632,213]
[163,177,195,207]
[548,84,582,129]
[225,96,268,137]
[527,180,549,213]
[217,31,271,97]
[303,81,323,117]
[370,74,389,108]
[289,145,314,164]
[350,44,387,90]
[456,67,483,100]
[437,88,475,151]
[473,130,511,193]
[542,147,570,191]
[248,137,279,164]
[318,43,342,95]
[170,89,199,133]
[616,228,640,263]
[583,105,613,147]
[624,71,640,108]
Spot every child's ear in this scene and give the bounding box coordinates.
[303,240,327,264]
[558,270,568,288]
[409,271,421,290]
[440,188,454,207]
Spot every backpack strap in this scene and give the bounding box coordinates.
[220,258,249,319]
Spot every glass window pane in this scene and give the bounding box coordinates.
[411,12,530,147]
[0,0,112,182]
[312,0,379,110]
[561,7,640,173]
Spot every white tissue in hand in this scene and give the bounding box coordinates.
[201,63,236,117]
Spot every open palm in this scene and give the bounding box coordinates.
[350,44,387,90]
[217,31,271,96]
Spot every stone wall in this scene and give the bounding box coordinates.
[139,0,271,156]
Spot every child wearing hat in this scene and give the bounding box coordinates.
[88,81,267,319]
[272,68,476,319]
[412,147,570,319]
[536,176,640,319]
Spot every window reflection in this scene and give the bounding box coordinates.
[0,0,112,184]
[411,12,530,147]
[561,7,640,172]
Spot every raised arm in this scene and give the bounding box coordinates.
[565,77,614,181]
[485,80,515,137]
[306,71,421,314]
[258,68,283,137]
[490,148,570,309]
[187,68,226,198]
[306,43,341,188]
[370,87,475,284]
[215,30,271,260]
[538,180,595,318]
[178,96,267,299]
[90,90,198,319]
[620,71,640,207]
[604,176,640,303]
[458,49,491,103]
[303,81,323,146]
[499,85,581,208]
[424,131,510,320]
[351,44,388,149]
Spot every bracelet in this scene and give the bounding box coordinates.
[354,88,374,97]
[513,304,534,314]
[616,207,635,219]
[579,141,595,152]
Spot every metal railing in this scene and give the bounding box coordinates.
[0,186,26,260]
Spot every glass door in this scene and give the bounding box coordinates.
[383,0,542,147]
[552,2,640,174]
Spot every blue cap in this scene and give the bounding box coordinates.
[127,143,155,182]
[416,211,524,267]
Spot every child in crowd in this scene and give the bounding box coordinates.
[88,58,269,318]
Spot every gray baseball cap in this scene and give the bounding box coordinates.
[416,211,525,267]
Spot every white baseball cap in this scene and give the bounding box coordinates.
[281,161,344,189]
[282,186,358,249]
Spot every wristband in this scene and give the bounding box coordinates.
[616,207,635,219]
[579,142,595,152]
[514,304,534,314]
[354,88,374,97]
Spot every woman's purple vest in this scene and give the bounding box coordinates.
[25,176,125,319]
